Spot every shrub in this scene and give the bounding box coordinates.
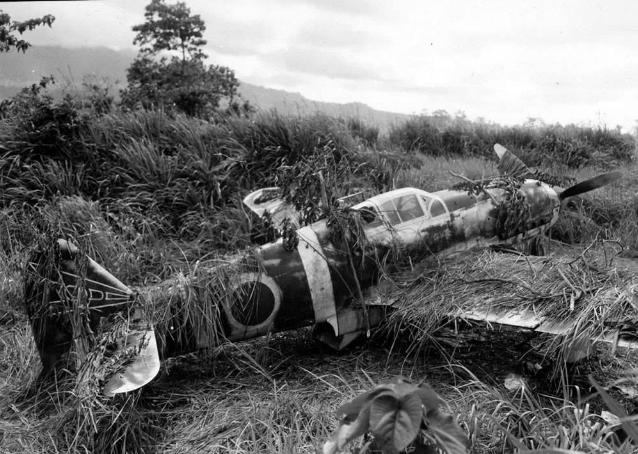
[388,113,635,168]
[345,117,379,147]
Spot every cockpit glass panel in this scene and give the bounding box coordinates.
[429,200,447,217]
[395,194,424,223]
[379,200,401,225]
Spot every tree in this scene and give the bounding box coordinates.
[122,0,247,117]
[132,0,206,62]
[0,10,54,53]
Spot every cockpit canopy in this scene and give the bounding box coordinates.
[352,188,449,228]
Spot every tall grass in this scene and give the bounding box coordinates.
[388,113,636,168]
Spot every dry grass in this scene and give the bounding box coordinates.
[384,242,638,365]
[444,364,638,453]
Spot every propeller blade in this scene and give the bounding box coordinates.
[559,171,622,201]
[494,144,532,178]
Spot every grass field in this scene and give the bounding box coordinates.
[2,92,638,453]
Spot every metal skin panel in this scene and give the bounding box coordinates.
[254,239,316,331]
[312,220,378,307]
[221,272,284,341]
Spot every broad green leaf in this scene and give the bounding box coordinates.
[389,381,420,397]
[370,391,423,452]
[416,383,444,413]
[324,379,467,454]
[323,400,372,454]
[424,408,469,454]
[369,393,399,440]
[336,385,392,423]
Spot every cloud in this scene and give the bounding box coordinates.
[2,1,139,50]
[205,19,275,56]
[266,46,384,81]
[278,0,382,17]
[291,18,381,51]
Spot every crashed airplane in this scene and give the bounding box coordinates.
[25,144,626,396]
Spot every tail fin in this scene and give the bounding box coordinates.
[25,239,159,395]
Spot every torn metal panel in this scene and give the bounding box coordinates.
[243,187,300,228]
[458,308,543,329]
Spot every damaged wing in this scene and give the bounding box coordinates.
[243,187,300,228]
[457,307,638,351]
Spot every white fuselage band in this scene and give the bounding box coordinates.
[296,226,336,324]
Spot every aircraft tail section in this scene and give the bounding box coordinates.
[25,239,159,395]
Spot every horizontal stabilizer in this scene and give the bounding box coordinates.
[103,329,161,396]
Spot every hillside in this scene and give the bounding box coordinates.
[0,46,135,88]
[0,45,408,130]
[238,81,409,132]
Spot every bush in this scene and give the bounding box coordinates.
[388,113,635,168]
[345,117,379,147]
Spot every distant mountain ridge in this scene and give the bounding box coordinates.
[0,46,136,86]
[238,82,408,132]
[0,45,408,130]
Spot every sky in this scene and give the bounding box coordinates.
[3,0,638,130]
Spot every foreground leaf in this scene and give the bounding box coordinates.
[369,391,423,452]
[423,408,469,454]
[323,399,372,454]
